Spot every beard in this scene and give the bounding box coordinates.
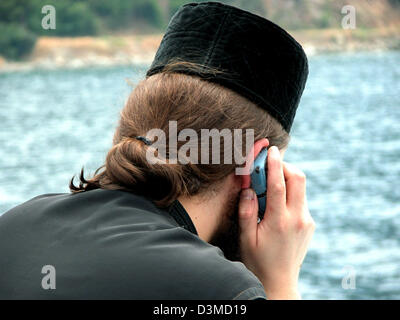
[209,191,241,262]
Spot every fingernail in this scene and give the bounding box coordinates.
[241,189,254,200]
[271,146,280,157]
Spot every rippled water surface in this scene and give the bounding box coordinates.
[0,51,399,299]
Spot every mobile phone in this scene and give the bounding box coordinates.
[250,147,268,221]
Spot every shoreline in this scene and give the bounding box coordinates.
[0,27,399,73]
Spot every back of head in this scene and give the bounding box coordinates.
[70,64,289,207]
[70,1,310,208]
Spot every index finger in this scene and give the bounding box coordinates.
[282,162,306,211]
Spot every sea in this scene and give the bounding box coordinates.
[0,51,399,299]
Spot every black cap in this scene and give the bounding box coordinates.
[146,2,308,133]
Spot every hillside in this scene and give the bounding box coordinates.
[0,0,399,71]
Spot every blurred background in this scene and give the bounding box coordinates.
[0,0,399,299]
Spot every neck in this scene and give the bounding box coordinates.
[177,174,241,242]
[178,193,223,242]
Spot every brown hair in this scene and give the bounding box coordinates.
[70,66,289,207]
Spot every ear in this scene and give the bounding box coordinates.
[240,138,269,189]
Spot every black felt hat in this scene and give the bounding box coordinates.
[146,2,308,133]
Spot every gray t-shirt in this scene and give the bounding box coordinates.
[0,189,266,300]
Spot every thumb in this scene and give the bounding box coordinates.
[238,188,258,248]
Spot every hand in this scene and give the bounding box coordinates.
[238,146,315,300]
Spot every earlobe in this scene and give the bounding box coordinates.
[240,138,269,189]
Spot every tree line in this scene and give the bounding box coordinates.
[1,0,399,60]
[0,0,205,60]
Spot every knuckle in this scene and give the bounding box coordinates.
[295,219,306,231]
[304,218,316,231]
[294,171,306,183]
[295,217,315,231]
[309,219,316,230]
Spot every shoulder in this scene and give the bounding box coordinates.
[97,224,266,299]
[0,190,266,300]
[160,228,266,300]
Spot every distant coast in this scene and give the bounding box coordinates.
[0,27,399,73]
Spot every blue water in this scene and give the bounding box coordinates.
[0,51,399,299]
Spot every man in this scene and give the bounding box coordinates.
[0,2,314,299]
